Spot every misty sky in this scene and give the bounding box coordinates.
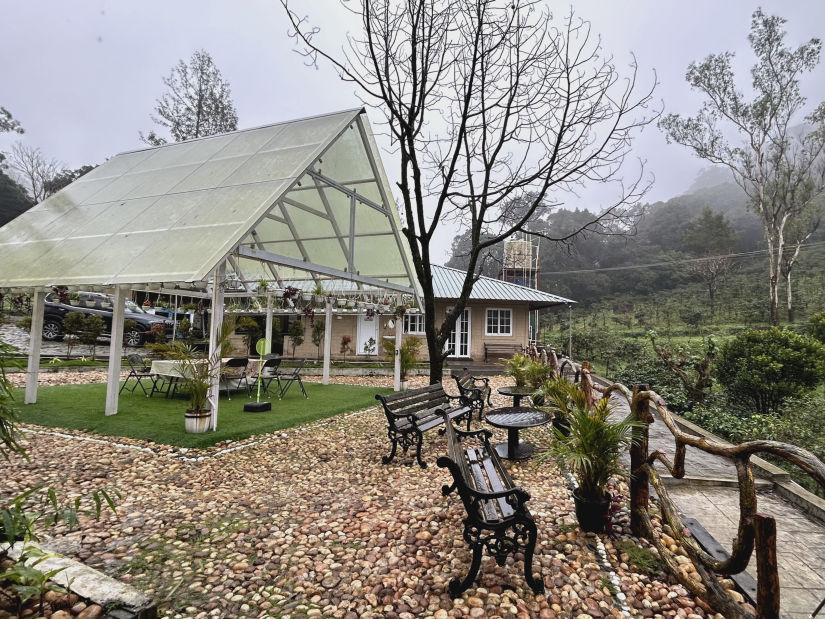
[2,1,825,262]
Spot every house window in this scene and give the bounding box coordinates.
[404,313,425,334]
[486,308,512,336]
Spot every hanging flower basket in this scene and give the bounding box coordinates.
[346,299,356,308]
[302,292,313,302]
[337,298,347,307]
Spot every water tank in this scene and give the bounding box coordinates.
[503,239,534,270]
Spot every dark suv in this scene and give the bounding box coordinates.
[43,291,173,347]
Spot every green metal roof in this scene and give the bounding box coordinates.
[431,265,574,308]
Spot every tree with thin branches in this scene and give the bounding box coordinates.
[7,142,61,204]
[660,9,825,326]
[142,49,238,145]
[281,0,657,382]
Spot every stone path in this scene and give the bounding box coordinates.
[606,387,825,618]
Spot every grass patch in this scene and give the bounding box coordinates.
[616,540,665,575]
[13,382,390,448]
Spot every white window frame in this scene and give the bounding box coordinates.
[404,313,425,334]
[486,308,513,336]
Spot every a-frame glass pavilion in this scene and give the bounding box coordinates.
[0,108,420,429]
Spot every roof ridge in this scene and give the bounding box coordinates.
[117,107,365,156]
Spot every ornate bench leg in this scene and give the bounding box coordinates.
[522,519,544,594]
[449,540,483,598]
[382,430,399,465]
[414,429,427,468]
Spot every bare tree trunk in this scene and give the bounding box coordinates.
[786,269,794,323]
[767,235,779,326]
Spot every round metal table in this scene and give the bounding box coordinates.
[485,407,551,461]
[497,386,535,408]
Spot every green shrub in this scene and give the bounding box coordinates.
[811,310,825,344]
[715,328,825,415]
[613,352,689,412]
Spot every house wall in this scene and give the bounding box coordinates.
[283,300,530,362]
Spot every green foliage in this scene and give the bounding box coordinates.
[235,316,261,353]
[615,540,664,575]
[716,328,825,414]
[614,352,690,412]
[78,314,105,359]
[0,545,67,614]
[311,320,325,360]
[288,319,305,358]
[546,398,640,502]
[381,337,421,379]
[146,323,167,345]
[61,311,85,358]
[504,353,530,387]
[681,207,737,255]
[532,376,585,420]
[0,342,24,461]
[524,360,551,391]
[810,310,825,344]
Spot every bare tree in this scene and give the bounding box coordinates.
[141,49,239,145]
[281,0,657,382]
[7,142,61,204]
[687,254,735,313]
[780,191,823,322]
[660,9,825,326]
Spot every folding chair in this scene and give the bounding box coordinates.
[119,354,157,396]
[278,360,308,400]
[220,357,251,400]
[256,356,283,396]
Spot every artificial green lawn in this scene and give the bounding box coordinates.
[14,382,391,448]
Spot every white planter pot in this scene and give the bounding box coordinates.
[185,409,211,434]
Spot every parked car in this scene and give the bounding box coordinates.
[43,291,173,346]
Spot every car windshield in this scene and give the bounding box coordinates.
[125,300,145,314]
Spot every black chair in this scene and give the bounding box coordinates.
[120,354,157,396]
[278,360,308,400]
[220,357,251,400]
[256,356,283,396]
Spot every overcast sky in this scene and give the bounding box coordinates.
[3,1,825,262]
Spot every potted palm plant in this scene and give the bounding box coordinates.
[547,397,640,533]
[170,319,234,433]
[532,376,583,435]
[504,352,530,387]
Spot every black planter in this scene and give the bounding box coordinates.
[572,489,611,534]
[552,417,571,437]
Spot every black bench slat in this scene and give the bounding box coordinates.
[466,449,499,522]
[476,448,516,520]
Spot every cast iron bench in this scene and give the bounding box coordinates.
[436,414,544,596]
[375,384,472,468]
[484,342,524,363]
[452,368,492,420]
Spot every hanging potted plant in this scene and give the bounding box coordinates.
[302,305,315,326]
[313,283,327,305]
[546,397,640,533]
[302,288,313,303]
[69,292,81,307]
[337,296,347,308]
[346,298,356,309]
[282,285,300,308]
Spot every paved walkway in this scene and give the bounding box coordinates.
[607,389,825,618]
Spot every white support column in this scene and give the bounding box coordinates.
[322,300,332,385]
[24,291,46,404]
[264,294,273,346]
[394,316,403,391]
[208,262,226,431]
[105,285,128,416]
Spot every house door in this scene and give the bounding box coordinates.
[356,313,379,355]
[447,308,471,358]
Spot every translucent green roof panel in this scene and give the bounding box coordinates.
[0,109,420,298]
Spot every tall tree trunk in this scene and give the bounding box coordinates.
[786,269,794,323]
[767,235,779,326]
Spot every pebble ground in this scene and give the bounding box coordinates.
[2,371,741,618]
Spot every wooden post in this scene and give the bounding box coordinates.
[630,383,651,537]
[208,262,225,431]
[105,285,128,415]
[322,300,332,385]
[24,291,46,404]
[755,513,780,619]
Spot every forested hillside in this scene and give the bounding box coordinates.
[446,169,825,327]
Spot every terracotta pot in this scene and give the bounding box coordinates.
[185,409,211,434]
[572,489,611,533]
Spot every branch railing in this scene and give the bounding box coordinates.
[606,382,825,619]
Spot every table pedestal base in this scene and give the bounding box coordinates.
[494,440,535,461]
